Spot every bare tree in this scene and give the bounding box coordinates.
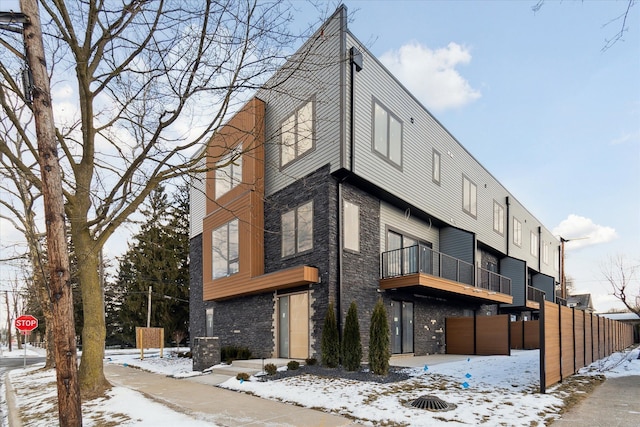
[0,0,326,397]
[532,0,637,51]
[601,255,639,316]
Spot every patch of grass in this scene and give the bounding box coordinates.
[553,374,605,414]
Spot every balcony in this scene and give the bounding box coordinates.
[526,286,544,310]
[380,245,513,304]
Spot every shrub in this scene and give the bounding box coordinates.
[342,301,362,371]
[264,363,277,375]
[305,357,317,366]
[177,351,192,358]
[321,302,340,368]
[369,298,391,375]
[236,372,250,381]
[287,360,300,370]
[221,346,252,364]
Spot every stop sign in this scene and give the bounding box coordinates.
[15,315,38,333]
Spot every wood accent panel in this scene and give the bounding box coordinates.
[445,317,474,354]
[379,273,513,304]
[560,305,575,378]
[544,301,561,387]
[585,313,593,366]
[476,315,510,355]
[524,320,540,349]
[511,321,524,350]
[289,293,309,359]
[525,300,540,310]
[574,310,585,370]
[204,265,319,301]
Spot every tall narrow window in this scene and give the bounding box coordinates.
[281,99,314,167]
[215,149,242,198]
[432,149,441,185]
[513,218,522,247]
[462,175,477,218]
[543,243,549,265]
[493,200,504,235]
[282,201,314,257]
[343,200,360,252]
[205,308,214,336]
[211,219,239,279]
[373,100,402,167]
[530,232,539,258]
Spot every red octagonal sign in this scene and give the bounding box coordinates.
[15,315,38,333]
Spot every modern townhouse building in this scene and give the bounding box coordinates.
[189,6,560,362]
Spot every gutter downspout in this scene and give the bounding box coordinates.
[505,196,510,257]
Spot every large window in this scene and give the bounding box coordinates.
[211,219,239,279]
[343,200,360,252]
[513,218,522,247]
[530,232,539,258]
[282,201,313,257]
[373,100,402,166]
[281,100,314,167]
[215,149,242,198]
[432,149,441,185]
[493,200,504,235]
[462,175,477,218]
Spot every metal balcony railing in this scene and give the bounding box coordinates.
[477,267,512,295]
[381,245,514,297]
[527,286,545,303]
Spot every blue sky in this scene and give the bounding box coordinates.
[329,0,639,311]
[1,1,638,313]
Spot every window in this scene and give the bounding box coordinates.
[215,149,242,198]
[530,232,539,258]
[543,243,549,265]
[493,200,504,235]
[462,175,477,218]
[344,200,360,252]
[432,149,441,185]
[205,308,214,336]
[211,219,239,279]
[281,100,314,167]
[373,100,402,166]
[513,218,522,247]
[282,201,313,257]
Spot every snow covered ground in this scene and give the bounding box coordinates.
[2,344,639,426]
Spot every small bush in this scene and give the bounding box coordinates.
[342,301,363,371]
[264,363,277,375]
[177,351,192,358]
[287,360,300,370]
[236,372,250,381]
[305,357,317,366]
[369,298,391,375]
[321,302,340,368]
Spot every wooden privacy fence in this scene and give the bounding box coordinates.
[540,301,634,393]
[445,315,510,356]
[510,320,540,350]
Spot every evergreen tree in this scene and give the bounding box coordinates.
[369,298,391,375]
[342,301,362,371]
[108,184,190,347]
[321,301,340,368]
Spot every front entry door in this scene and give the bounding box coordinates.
[391,301,414,354]
[278,293,309,359]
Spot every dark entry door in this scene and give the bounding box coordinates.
[391,301,414,354]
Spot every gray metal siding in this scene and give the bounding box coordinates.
[346,31,559,282]
[439,227,474,265]
[500,257,526,307]
[259,9,345,197]
[379,202,440,252]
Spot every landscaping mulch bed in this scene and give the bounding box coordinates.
[261,364,413,384]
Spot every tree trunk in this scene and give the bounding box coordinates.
[73,228,110,398]
[20,0,83,424]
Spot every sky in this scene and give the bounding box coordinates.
[4,345,640,425]
[0,1,639,314]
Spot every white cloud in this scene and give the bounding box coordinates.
[552,214,618,250]
[379,41,481,112]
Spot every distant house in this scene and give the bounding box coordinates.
[188,6,561,362]
[566,294,595,313]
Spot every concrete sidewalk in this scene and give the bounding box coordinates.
[104,364,355,426]
[550,375,640,426]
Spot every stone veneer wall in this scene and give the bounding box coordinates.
[192,337,220,371]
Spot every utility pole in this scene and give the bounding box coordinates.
[147,286,152,328]
[19,0,82,425]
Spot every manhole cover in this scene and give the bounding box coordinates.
[409,395,456,412]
